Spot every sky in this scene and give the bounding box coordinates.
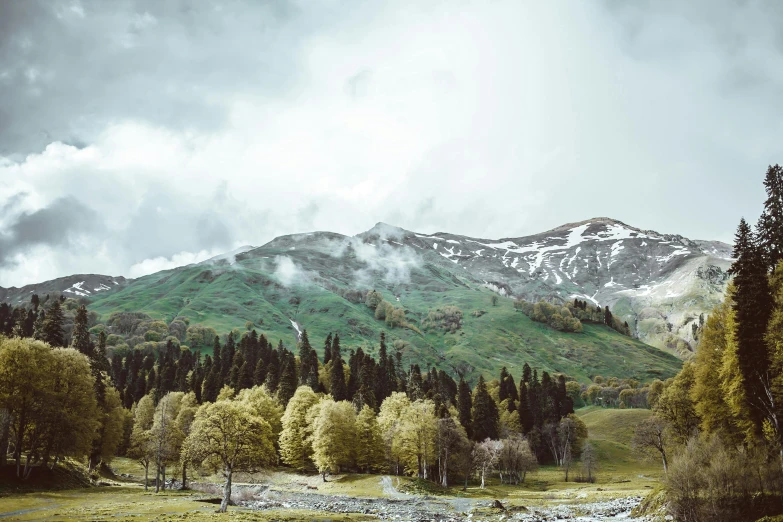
[0,0,782,287]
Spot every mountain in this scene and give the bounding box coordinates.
[0,274,127,305]
[3,218,727,381]
[387,217,732,357]
[65,219,695,383]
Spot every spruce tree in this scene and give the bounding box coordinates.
[265,351,280,394]
[329,334,347,401]
[278,357,298,406]
[757,164,783,270]
[471,375,499,441]
[221,333,235,384]
[43,299,65,347]
[518,382,534,433]
[457,378,473,438]
[71,305,92,358]
[729,218,774,431]
[298,330,314,386]
[323,333,333,365]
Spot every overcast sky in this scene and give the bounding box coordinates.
[0,0,781,287]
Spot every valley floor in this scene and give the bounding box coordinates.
[0,407,664,520]
[0,462,661,521]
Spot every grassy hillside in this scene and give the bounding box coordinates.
[577,406,656,473]
[87,238,682,383]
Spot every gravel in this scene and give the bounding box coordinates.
[231,478,652,522]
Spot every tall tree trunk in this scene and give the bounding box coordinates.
[441,450,448,487]
[182,462,187,490]
[661,451,668,474]
[155,463,160,493]
[144,462,149,491]
[480,468,486,489]
[0,410,10,468]
[220,467,233,513]
[162,465,166,490]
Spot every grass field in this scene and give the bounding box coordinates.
[87,245,683,384]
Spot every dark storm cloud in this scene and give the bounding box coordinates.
[0,196,101,266]
[0,0,314,156]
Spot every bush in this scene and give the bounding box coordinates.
[422,306,463,333]
[665,435,783,522]
[516,300,584,333]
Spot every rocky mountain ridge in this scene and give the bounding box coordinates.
[1,218,731,358]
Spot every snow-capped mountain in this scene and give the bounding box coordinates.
[372,217,732,357]
[1,218,731,358]
[0,274,127,305]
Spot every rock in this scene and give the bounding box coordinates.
[492,500,506,511]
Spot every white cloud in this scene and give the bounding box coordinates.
[128,249,226,279]
[1,0,781,286]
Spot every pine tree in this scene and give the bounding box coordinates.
[518,383,534,433]
[457,378,472,438]
[202,365,221,403]
[604,306,612,328]
[32,309,45,340]
[757,164,783,271]
[298,330,314,386]
[265,350,280,394]
[729,218,774,432]
[43,299,65,347]
[221,333,235,385]
[253,356,268,386]
[323,333,333,365]
[71,305,93,358]
[329,334,347,401]
[277,356,298,406]
[471,375,499,441]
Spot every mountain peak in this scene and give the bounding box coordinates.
[359,222,411,240]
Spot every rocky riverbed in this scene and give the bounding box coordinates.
[226,478,652,521]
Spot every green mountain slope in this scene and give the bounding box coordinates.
[87,230,682,383]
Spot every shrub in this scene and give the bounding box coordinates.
[422,306,463,333]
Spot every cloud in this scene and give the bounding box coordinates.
[0,196,101,267]
[128,249,226,279]
[272,255,313,287]
[1,0,782,287]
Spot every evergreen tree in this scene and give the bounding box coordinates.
[518,382,534,433]
[522,363,532,384]
[221,333,235,385]
[229,352,244,391]
[32,309,45,341]
[329,334,347,401]
[277,357,298,406]
[729,218,774,432]
[71,305,93,358]
[471,375,499,441]
[323,333,333,365]
[757,164,783,271]
[42,299,65,347]
[202,365,221,403]
[457,378,472,438]
[604,306,612,327]
[265,350,280,394]
[253,356,268,386]
[298,330,314,386]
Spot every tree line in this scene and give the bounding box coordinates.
[632,165,783,522]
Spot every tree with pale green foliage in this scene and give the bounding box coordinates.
[128,394,155,490]
[279,386,320,471]
[182,398,276,512]
[378,392,411,475]
[310,398,356,481]
[0,338,100,479]
[355,405,385,473]
[397,399,438,479]
[235,386,284,453]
